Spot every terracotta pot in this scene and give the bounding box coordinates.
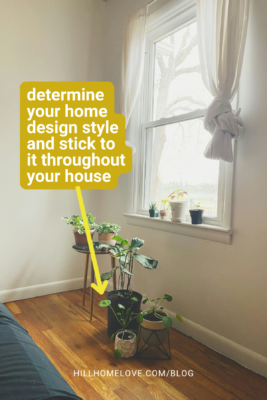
[98,232,116,246]
[115,331,137,358]
[73,229,95,247]
[140,310,168,346]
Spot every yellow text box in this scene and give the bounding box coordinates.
[20,82,132,189]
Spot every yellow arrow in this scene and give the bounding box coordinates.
[75,186,108,295]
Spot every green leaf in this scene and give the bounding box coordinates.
[143,311,148,316]
[162,316,172,329]
[111,333,115,340]
[118,304,125,309]
[142,299,149,304]
[101,266,118,281]
[121,239,129,247]
[99,300,111,307]
[121,266,133,276]
[164,294,173,302]
[133,254,158,269]
[137,314,143,323]
[114,349,122,360]
[113,235,123,243]
[131,297,138,302]
[130,237,144,251]
[176,314,183,323]
[98,243,114,249]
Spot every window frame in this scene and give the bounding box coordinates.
[135,1,234,230]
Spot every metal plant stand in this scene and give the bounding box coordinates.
[135,326,171,360]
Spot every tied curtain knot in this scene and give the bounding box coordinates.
[204,96,244,162]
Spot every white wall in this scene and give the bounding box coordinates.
[0,0,104,293]
[95,0,267,375]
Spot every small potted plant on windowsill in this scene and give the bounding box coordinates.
[99,298,143,359]
[140,294,183,347]
[169,189,189,223]
[149,203,158,218]
[62,214,97,247]
[160,199,171,220]
[96,222,121,247]
[189,203,204,225]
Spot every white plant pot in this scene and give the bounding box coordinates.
[170,201,189,223]
[159,209,171,220]
[115,331,137,358]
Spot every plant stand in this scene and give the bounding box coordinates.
[72,243,117,321]
[135,325,171,360]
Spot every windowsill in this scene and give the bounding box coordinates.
[123,213,232,245]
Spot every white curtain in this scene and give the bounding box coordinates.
[121,7,147,153]
[197,0,250,162]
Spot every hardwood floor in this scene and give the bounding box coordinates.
[5,290,267,400]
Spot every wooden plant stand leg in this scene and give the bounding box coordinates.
[82,253,89,307]
[90,258,94,322]
[111,256,116,290]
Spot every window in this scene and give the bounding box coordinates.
[137,4,234,229]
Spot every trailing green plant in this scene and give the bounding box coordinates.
[96,222,121,236]
[168,189,188,202]
[61,214,97,234]
[99,298,143,359]
[98,236,158,297]
[142,294,183,329]
[161,199,170,210]
[149,203,157,210]
[194,202,201,209]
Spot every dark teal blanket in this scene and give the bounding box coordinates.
[0,302,82,400]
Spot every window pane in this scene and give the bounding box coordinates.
[153,20,212,120]
[144,119,219,217]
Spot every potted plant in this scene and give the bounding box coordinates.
[140,294,183,346]
[168,189,189,223]
[99,298,143,359]
[149,203,158,218]
[98,236,158,337]
[96,222,121,246]
[189,203,204,225]
[62,214,97,247]
[160,199,171,220]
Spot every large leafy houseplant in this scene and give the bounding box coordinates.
[99,236,158,297]
[99,235,158,337]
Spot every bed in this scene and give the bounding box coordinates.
[0,301,82,400]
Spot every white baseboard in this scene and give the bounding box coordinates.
[0,277,85,303]
[165,308,267,378]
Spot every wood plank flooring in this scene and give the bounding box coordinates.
[5,290,267,400]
